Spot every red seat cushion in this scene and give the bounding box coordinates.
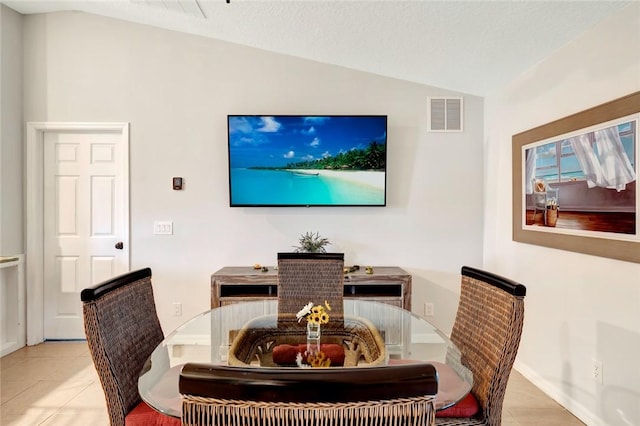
[272,343,346,366]
[125,401,181,426]
[435,392,480,418]
[388,359,479,418]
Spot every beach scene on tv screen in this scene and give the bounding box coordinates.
[228,115,387,206]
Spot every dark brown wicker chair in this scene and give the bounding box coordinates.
[180,362,438,425]
[226,253,384,368]
[436,266,526,426]
[80,268,180,426]
[277,252,345,322]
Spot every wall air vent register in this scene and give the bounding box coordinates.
[428,97,463,132]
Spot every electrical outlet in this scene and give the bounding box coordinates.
[593,359,603,384]
[424,302,434,317]
[172,302,182,316]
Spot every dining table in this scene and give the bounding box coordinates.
[138,299,474,419]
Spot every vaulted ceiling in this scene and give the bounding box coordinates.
[3,0,632,96]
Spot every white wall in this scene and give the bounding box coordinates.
[485,3,640,426]
[0,4,24,256]
[20,11,484,334]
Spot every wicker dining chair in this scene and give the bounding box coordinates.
[436,266,526,426]
[80,268,180,426]
[277,252,345,322]
[180,362,438,426]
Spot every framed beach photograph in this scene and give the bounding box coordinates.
[512,92,640,263]
[227,115,387,207]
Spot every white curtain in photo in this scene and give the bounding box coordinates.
[569,133,604,187]
[524,147,537,194]
[568,126,636,192]
[595,126,636,191]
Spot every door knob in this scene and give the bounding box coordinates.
[115,242,124,250]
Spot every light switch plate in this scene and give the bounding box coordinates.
[153,221,173,235]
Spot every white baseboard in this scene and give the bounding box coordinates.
[513,360,606,426]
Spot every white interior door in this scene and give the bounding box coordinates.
[42,130,129,339]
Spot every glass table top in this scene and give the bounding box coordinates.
[139,299,473,418]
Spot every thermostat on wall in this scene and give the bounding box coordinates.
[173,177,183,190]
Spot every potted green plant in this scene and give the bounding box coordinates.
[294,231,330,253]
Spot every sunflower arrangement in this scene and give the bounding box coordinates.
[296,300,331,324]
[306,351,331,367]
[295,348,332,368]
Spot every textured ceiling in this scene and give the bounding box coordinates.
[3,0,633,96]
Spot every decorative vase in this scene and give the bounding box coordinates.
[546,206,558,227]
[306,322,321,355]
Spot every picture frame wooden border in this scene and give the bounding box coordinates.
[512,92,640,263]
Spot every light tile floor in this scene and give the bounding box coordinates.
[1,341,585,425]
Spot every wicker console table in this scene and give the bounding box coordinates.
[211,266,411,310]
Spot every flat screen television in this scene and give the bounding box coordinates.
[227,115,387,207]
